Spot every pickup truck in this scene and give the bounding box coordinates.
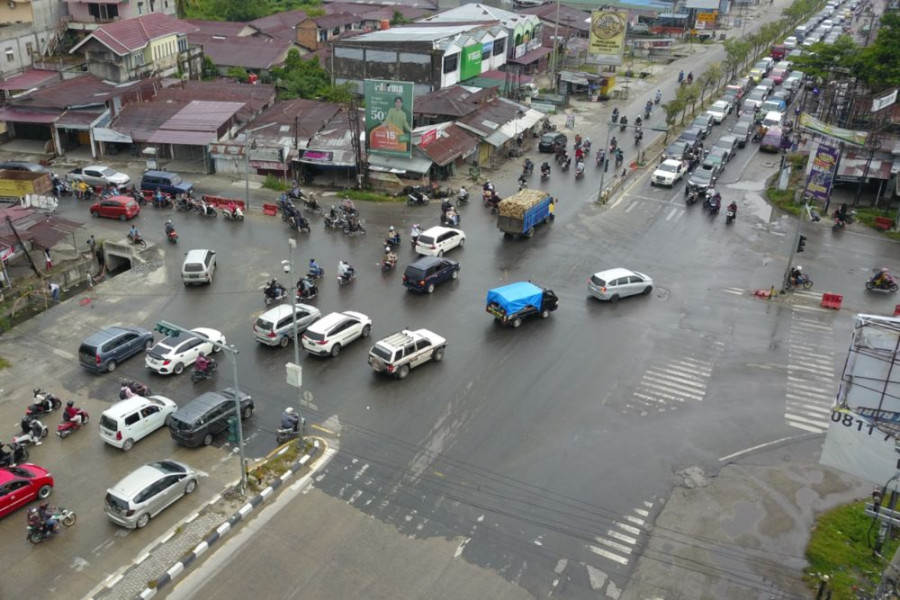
[368,329,447,379]
[496,189,553,239]
[486,281,559,328]
[0,169,52,201]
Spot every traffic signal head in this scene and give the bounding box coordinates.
[874,487,884,510]
[797,235,807,253]
[154,322,180,337]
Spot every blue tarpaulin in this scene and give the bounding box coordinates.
[486,281,543,315]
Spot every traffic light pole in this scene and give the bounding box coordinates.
[155,320,248,493]
[781,195,809,293]
[286,239,306,446]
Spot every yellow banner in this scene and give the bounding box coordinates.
[589,11,627,57]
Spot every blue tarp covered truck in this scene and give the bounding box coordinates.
[496,189,553,238]
[485,281,559,328]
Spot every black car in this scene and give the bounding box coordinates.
[677,127,704,151]
[731,121,753,147]
[140,170,194,197]
[662,140,691,163]
[538,132,567,153]
[402,256,460,294]
[687,163,720,193]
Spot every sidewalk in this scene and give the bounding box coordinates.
[87,439,325,600]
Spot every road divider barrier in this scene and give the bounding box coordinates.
[262,203,278,216]
[821,293,843,310]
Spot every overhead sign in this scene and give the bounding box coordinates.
[589,10,627,65]
[803,142,840,204]
[460,43,484,81]
[364,79,414,158]
[798,112,868,146]
[872,89,898,113]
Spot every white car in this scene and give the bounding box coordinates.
[414,226,466,257]
[301,311,372,357]
[588,268,654,302]
[145,327,224,375]
[651,159,686,187]
[99,395,178,451]
[706,101,731,124]
[67,165,131,187]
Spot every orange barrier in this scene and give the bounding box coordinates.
[262,203,278,216]
[821,293,843,310]
[202,195,245,211]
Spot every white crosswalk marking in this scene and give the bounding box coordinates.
[625,342,723,415]
[585,500,656,570]
[785,306,836,432]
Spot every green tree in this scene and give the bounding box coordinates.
[226,66,249,82]
[723,38,750,78]
[790,35,858,81]
[271,50,351,103]
[201,55,218,80]
[854,12,900,92]
[211,0,269,21]
[661,98,683,141]
[706,61,724,91]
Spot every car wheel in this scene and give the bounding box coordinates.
[433,347,445,362]
[241,405,253,419]
[458,238,465,247]
[136,513,151,529]
[279,336,290,348]
[512,317,522,328]
[119,214,127,222]
[437,249,444,257]
[643,286,653,295]
[541,309,550,319]
[609,294,620,303]
[37,484,52,500]
[122,438,134,451]
[184,479,197,495]
[106,360,117,373]
[451,270,459,280]
[91,211,99,218]
[361,324,371,338]
[202,433,214,446]
[426,283,435,294]
[397,364,410,379]
[144,339,153,350]
[172,362,184,375]
[330,343,342,357]
[213,343,222,354]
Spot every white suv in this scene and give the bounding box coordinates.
[651,159,686,187]
[301,311,372,357]
[415,226,466,257]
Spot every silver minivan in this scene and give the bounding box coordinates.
[253,303,321,347]
[104,461,198,529]
[181,249,216,286]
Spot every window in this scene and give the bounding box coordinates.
[332,27,340,36]
[415,339,431,351]
[482,45,491,61]
[5,48,13,63]
[125,413,140,426]
[493,38,505,56]
[319,30,327,42]
[25,42,33,57]
[443,53,458,74]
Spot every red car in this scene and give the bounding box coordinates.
[90,195,140,221]
[0,464,54,518]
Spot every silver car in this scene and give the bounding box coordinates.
[588,268,654,302]
[104,460,198,529]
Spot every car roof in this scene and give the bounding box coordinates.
[420,226,461,236]
[307,311,359,332]
[102,395,174,418]
[108,461,188,496]
[712,100,729,107]
[408,255,455,269]
[85,165,112,171]
[593,268,635,280]
[658,159,683,168]
[260,303,318,320]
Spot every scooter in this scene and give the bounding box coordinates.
[0,442,28,466]
[385,234,401,248]
[166,228,178,243]
[119,380,151,399]
[786,274,814,290]
[14,416,47,447]
[196,204,217,218]
[264,284,288,306]
[726,205,737,225]
[307,267,324,281]
[685,186,700,205]
[541,169,550,182]
[381,259,396,273]
[27,507,76,544]
[338,270,356,287]
[275,419,305,444]
[456,189,469,206]
[575,167,585,180]
[222,206,244,222]
[26,389,61,418]
[288,214,311,233]
[191,359,217,383]
[127,232,147,249]
[324,214,346,230]
[296,282,318,301]
[57,410,89,438]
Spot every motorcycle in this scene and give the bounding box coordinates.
[595,153,605,168]
[407,191,430,206]
[26,389,61,418]
[385,233,401,248]
[222,206,244,222]
[264,283,288,306]
[166,227,178,243]
[0,442,29,467]
[119,381,151,399]
[685,186,700,205]
[191,359,218,383]
[342,220,367,236]
[14,416,47,447]
[276,420,304,444]
[27,507,76,544]
[561,159,571,173]
[634,130,643,146]
[307,267,324,281]
[301,195,324,215]
[832,210,856,231]
[726,206,737,225]
[126,231,147,249]
[441,211,460,227]
[338,270,356,287]
[152,193,173,209]
[575,167,585,180]
[456,189,469,206]
[57,410,89,438]
[703,191,721,215]
[541,169,550,182]
[611,109,620,124]
[866,276,900,293]
[381,258,396,273]
[288,214,311,233]
[196,203,217,218]
[176,198,193,212]
[523,161,534,177]
[324,214,346,230]
[786,274,814,290]
[296,282,318,301]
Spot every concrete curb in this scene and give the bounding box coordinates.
[138,439,322,599]
[88,439,322,600]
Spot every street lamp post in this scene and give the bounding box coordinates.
[155,320,249,492]
[283,239,306,446]
[596,121,668,203]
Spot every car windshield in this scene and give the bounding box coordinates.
[694,169,714,181]
[5,466,34,478]
[100,167,116,176]
[149,461,185,474]
[541,134,557,143]
[418,235,436,245]
[712,102,728,110]
[658,163,679,173]
[665,144,684,155]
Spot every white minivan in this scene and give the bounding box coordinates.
[762,111,785,129]
[99,395,178,451]
[181,248,216,285]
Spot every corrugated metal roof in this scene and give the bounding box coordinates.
[154,80,276,123]
[368,150,433,174]
[0,69,58,91]
[147,129,219,145]
[159,100,244,132]
[0,107,60,123]
[71,13,198,56]
[419,124,478,166]
[309,13,361,28]
[508,46,551,65]
[239,99,343,147]
[341,24,476,42]
[419,3,539,28]
[10,75,150,111]
[109,101,184,142]
[248,9,308,33]
[56,110,105,128]
[190,34,293,69]
[521,3,591,30]
[185,19,255,37]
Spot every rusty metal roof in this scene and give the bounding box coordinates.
[70,13,198,56]
[419,124,478,166]
[190,34,294,70]
[109,101,184,142]
[0,69,59,91]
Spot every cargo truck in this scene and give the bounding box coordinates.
[486,281,559,328]
[496,189,553,238]
[0,169,52,201]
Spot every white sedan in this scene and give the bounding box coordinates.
[67,165,131,188]
[145,327,225,375]
[415,226,466,257]
[651,159,686,187]
[706,100,731,124]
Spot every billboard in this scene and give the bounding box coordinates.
[460,43,483,81]
[364,79,414,158]
[589,10,627,64]
[803,141,839,204]
[798,112,868,146]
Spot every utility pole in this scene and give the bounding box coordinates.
[550,0,561,91]
[283,239,307,447]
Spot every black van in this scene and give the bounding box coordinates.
[168,388,253,447]
[140,170,194,196]
[402,256,460,294]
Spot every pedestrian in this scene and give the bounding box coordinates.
[87,235,96,254]
[43,248,52,271]
[621,167,628,178]
[48,282,59,303]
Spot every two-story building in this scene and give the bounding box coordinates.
[0,0,68,78]
[331,23,508,96]
[69,13,203,84]
[296,13,362,51]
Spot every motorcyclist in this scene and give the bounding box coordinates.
[583,137,592,151]
[518,172,528,188]
[328,205,338,220]
[457,186,468,202]
[610,136,618,151]
[575,160,586,177]
[386,226,400,245]
[64,401,83,427]
[873,268,894,288]
[281,407,300,432]
[441,198,453,214]
[835,203,849,224]
[655,89,662,103]
[297,276,315,298]
[308,259,323,278]
[620,115,628,130]
[523,158,533,174]
[687,71,694,84]
[790,265,804,286]
[727,200,737,215]
[338,260,355,283]
[164,220,175,235]
[678,70,685,84]
[410,224,421,245]
[645,100,653,116]
[634,116,643,128]
[541,161,551,176]
[611,107,619,123]
[483,180,494,193]
[128,224,139,240]
[38,502,58,535]
[33,389,55,413]
[383,246,398,269]
[120,380,135,399]
[574,146,585,162]
[264,278,283,300]
[444,206,460,226]
[195,353,211,375]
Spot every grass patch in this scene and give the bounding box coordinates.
[854,207,900,242]
[342,189,404,203]
[804,500,899,600]
[262,175,290,192]
[0,356,9,369]
[764,153,806,216]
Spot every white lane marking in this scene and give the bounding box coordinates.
[787,420,828,433]
[594,536,634,555]
[588,545,630,566]
[665,207,678,221]
[625,201,637,213]
[718,433,818,462]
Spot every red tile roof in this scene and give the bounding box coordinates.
[71,13,198,56]
[189,34,294,69]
